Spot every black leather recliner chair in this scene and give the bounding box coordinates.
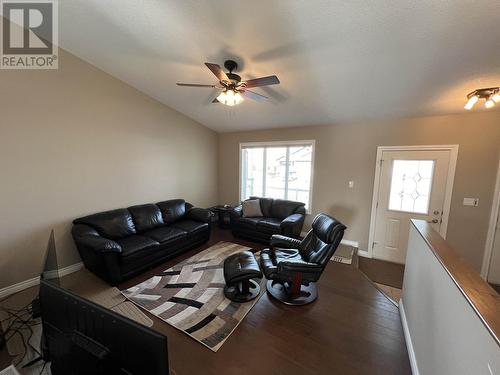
[72,199,211,285]
[230,197,306,243]
[260,213,346,305]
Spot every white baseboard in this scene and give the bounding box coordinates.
[357,249,371,258]
[0,262,84,299]
[340,239,359,248]
[399,299,420,375]
[58,262,84,277]
[0,276,40,299]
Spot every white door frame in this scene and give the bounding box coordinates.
[480,157,500,280]
[365,145,459,259]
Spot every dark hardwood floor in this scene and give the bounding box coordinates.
[120,228,411,375]
[0,228,411,374]
[490,283,500,295]
[358,257,405,289]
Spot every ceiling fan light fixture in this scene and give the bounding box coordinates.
[464,87,500,110]
[177,60,276,105]
[485,97,495,109]
[217,89,243,106]
[464,95,479,110]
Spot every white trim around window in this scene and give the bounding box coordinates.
[239,140,315,213]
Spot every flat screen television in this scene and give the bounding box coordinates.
[39,279,169,374]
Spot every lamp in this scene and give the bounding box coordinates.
[464,95,478,110]
[464,87,499,110]
[217,89,244,106]
[485,97,495,109]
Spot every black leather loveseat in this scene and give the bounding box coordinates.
[72,199,211,285]
[230,197,306,243]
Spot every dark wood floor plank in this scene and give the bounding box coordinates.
[491,284,500,294]
[358,257,405,288]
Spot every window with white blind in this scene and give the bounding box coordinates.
[239,141,315,210]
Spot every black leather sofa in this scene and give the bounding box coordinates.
[72,199,211,285]
[230,197,306,243]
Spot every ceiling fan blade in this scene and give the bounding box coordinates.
[242,89,269,102]
[177,83,216,87]
[242,75,280,88]
[205,63,230,83]
[212,98,220,103]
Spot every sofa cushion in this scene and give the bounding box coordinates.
[117,235,160,258]
[251,197,273,217]
[237,217,261,228]
[271,199,305,219]
[128,204,164,233]
[144,226,187,243]
[171,220,209,235]
[256,217,282,233]
[242,199,263,218]
[156,199,186,224]
[74,209,136,240]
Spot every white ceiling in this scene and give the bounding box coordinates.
[59,0,500,132]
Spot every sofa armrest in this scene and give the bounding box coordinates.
[72,223,99,237]
[270,234,301,249]
[72,224,122,254]
[76,236,122,254]
[230,205,243,220]
[280,213,305,238]
[186,207,212,223]
[280,213,304,228]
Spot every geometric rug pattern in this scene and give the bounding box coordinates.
[122,241,265,352]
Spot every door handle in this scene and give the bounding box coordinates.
[428,219,439,224]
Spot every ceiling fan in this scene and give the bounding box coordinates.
[176,60,280,106]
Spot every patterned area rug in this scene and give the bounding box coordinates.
[122,241,264,352]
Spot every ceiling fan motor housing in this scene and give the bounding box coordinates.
[224,59,238,72]
[224,60,241,85]
[226,72,241,84]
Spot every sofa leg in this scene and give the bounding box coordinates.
[266,280,318,306]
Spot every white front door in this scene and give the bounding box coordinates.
[372,150,452,264]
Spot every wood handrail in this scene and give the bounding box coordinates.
[411,219,500,346]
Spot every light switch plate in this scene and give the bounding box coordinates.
[463,197,479,207]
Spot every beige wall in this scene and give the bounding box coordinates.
[0,49,218,288]
[218,112,500,271]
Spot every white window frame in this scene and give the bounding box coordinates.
[238,140,315,213]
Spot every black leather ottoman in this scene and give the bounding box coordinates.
[223,251,263,302]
